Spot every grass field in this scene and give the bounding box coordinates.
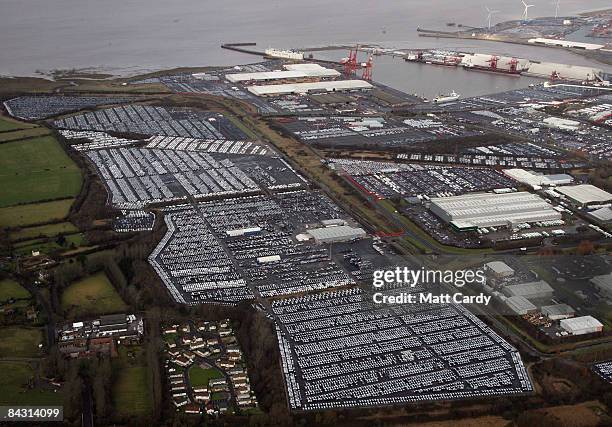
[61,272,127,317]
[0,128,50,142]
[0,362,62,406]
[0,199,75,228]
[0,135,82,207]
[0,279,31,302]
[112,366,152,416]
[189,366,224,388]
[0,326,43,357]
[9,222,78,241]
[13,233,88,256]
[0,116,36,132]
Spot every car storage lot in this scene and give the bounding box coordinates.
[149,191,363,304]
[4,95,138,120]
[271,286,532,410]
[54,105,248,140]
[84,147,260,208]
[279,115,482,149]
[331,159,516,199]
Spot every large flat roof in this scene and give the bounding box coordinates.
[226,64,340,83]
[429,191,561,228]
[247,80,373,96]
[503,168,573,188]
[556,184,612,205]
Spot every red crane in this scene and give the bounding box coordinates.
[362,54,373,81]
[507,57,519,73]
[343,46,359,77]
[550,70,560,81]
[486,55,499,70]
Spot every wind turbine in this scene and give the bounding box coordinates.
[485,6,499,30]
[521,0,534,21]
[552,0,560,19]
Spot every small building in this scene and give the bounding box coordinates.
[591,273,612,300]
[505,296,538,315]
[485,261,515,279]
[556,184,612,208]
[560,316,603,335]
[503,280,554,301]
[307,225,367,243]
[503,168,573,189]
[587,206,612,225]
[541,304,575,320]
[542,117,581,131]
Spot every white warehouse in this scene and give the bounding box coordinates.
[225,63,340,83]
[560,316,603,336]
[247,80,373,97]
[429,191,562,231]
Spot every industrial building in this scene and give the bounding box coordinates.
[591,273,612,300]
[505,295,537,315]
[527,38,604,51]
[587,206,612,225]
[542,117,581,131]
[556,184,612,207]
[503,168,573,189]
[502,280,554,300]
[541,304,575,320]
[307,225,367,243]
[429,192,562,231]
[524,62,603,82]
[560,316,603,336]
[247,80,373,97]
[225,63,340,83]
[485,261,515,279]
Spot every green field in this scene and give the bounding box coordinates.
[9,222,78,241]
[0,362,62,406]
[61,272,127,317]
[0,127,50,142]
[13,232,88,256]
[0,116,36,132]
[0,135,82,207]
[0,279,31,302]
[0,326,43,357]
[189,366,224,388]
[0,199,75,228]
[112,366,152,416]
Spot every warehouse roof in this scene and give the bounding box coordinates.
[226,64,340,82]
[503,280,554,298]
[556,184,612,205]
[591,273,612,291]
[541,304,575,317]
[429,191,561,228]
[247,80,373,96]
[506,296,537,315]
[503,168,573,188]
[587,206,612,223]
[485,261,514,276]
[560,316,603,332]
[307,225,366,242]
